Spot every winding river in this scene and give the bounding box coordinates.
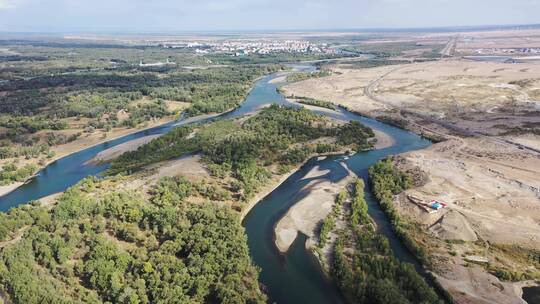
[2,66,531,303]
[0,71,298,211]
[242,77,432,303]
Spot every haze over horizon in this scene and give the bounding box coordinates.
[1,0,539,33]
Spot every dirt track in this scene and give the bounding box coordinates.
[283,57,540,303]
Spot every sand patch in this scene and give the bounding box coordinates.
[428,210,477,242]
[0,182,24,197]
[87,134,161,165]
[164,100,190,112]
[433,260,527,304]
[373,129,395,149]
[145,154,209,183]
[274,162,355,253]
[269,75,288,84]
[507,134,540,151]
[172,112,223,127]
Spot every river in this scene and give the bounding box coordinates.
[0,66,533,303]
[242,82,432,303]
[0,70,301,211]
[0,66,428,303]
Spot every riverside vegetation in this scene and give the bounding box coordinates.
[0,42,284,187]
[0,37,451,304]
[109,105,374,203]
[0,105,376,303]
[294,97,336,110]
[322,178,443,304]
[0,61,280,158]
[370,158,540,285]
[368,158,432,265]
[0,177,266,303]
[285,70,331,83]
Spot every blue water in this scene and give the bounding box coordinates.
[0,68,434,304]
[0,70,303,211]
[243,101,431,304]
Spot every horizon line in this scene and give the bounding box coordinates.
[1,23,539,36]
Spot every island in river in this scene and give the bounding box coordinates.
[0,57,448,304]
[0,91,386,303]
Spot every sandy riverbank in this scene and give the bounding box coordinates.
[51,116,177,163]
[60,111,224,167]
[273,160,355,253]
[86,134,161,165]
[87,110,261,165]
[0,117,177,199]
[239,120,390,221]
[0,111,231,199]
[240,161,305,220]
[282,58,540,303]
[1,117,176,199]
[0,182,24,198]
[268,75,288,84]
[373,129,395,149]
[171,112,223,126]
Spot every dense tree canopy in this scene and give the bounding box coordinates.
[0,177,266,304]
[0,45,282,166]
[331,178,443,304]
[109,105,374,201]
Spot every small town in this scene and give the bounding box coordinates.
[160,39,340,55]
[1,1,539,304]
[475,47,540,55]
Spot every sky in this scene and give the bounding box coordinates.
[0,0,539,32]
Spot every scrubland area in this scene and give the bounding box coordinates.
[283,28,540,304]
[0,43,283,192]
[1,28,540,303]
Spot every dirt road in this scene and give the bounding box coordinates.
[440,35,458,57]
[362,62,540,154]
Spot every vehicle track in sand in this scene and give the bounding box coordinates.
[362,62,540,156]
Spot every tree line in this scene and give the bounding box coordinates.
[109,105,375,202]
[329,178,443,304]
[0,176,266,303]
[368,157,430,265]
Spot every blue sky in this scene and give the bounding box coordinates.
[0,0,539,32]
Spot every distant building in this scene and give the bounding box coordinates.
[139,58,176,67]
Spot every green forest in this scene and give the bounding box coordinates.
[0,106,377,304]
[109,105,374,201]
[0,176,266,304]
[330,178,443,304]
[0,43,283,167]
[0,64,280,128]
[0,41,397,304]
